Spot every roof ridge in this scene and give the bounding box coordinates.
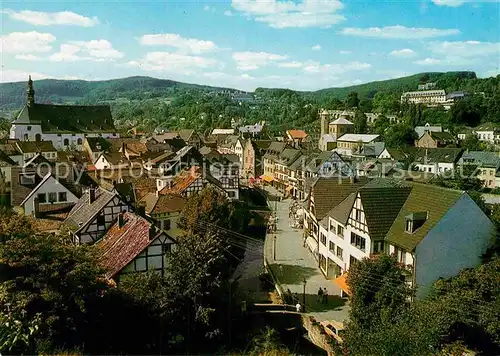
[409,181,465,194]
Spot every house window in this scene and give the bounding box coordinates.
[63,139,69,146]
[336,246,343,260]
[354,209,362,221]
[24,134,29,141]
[349,255,358,267]
[394,246,406,264]
[329,220,336,234]
[37,193,47,203]
[338,225,344,238]
[228,191,236,198]
[405,220,413,233]
[350,232,366,252]
[20,174,35,185]
[96,214,105,227]
[27,126,31,131]
[164,219,171,230]
[162,243,172,254]
[77,138,83,145]
[58,192,67,202]
[373,241,384,253]
[48,192,57,203]
[320,233,326,246]
[35,134,41,142]
[329,241,335,253]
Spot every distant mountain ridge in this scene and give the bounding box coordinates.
[0,71,483,114]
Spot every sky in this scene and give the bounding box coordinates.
[1,0,499,91]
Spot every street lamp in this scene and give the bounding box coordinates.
[273,235,277,261]
[302,278,307,312]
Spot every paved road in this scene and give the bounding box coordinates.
[264,185,350,323]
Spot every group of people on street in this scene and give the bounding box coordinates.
[317,287,329,304]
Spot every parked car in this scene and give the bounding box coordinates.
[320,320,345,343]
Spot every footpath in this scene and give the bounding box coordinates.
[263,185,349,322]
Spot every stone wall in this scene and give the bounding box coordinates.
[301,315,337,356]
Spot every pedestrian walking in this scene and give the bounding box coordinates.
[317,287,323,302]
[323,288,328,304]
[296,302,302,313]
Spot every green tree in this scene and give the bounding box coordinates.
[0,233,108,353]
[373,114,391,135]
[384,124,418,147]
[461,133,481,151]
[0,209,34,241]
[346,91,360,109]
[353,110,368,134]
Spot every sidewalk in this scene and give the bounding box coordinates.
[263,185,350,322]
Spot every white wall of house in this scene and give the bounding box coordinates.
[23,176,78,215]
[11,123,119,150]
[120,234,175,275]
[415,194,495,299]
[415,162,454,174]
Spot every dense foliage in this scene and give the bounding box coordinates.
[338,254,500,355]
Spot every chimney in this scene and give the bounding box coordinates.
[88,187,96,204]
[149,225,157,240]
[33,196,40,218]
[118,212,125,228]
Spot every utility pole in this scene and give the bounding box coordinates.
[302,278,307,312]
[273,235,277,260]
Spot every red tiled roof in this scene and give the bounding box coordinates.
[99,212,161,278]
[159,166,201,195]
[287,129,308,139]
[38,202,75,213]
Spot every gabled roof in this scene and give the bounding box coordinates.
[0,149,16,167]
[475,122,500,132]
[141,193,187,215]
[459,151,500,168]
[323,192,356,226]
[251,139,273,150]
[85,137,110,152]
[358,185,412,241]
[330,118,353,125]
[381,147,419,161]
[263,142,287,159]
[64,187,118,231]
[121,176,157,201]
[337,134,379,143]
[415,124,442,138]
[178,129,196,142]
[0,143,21,156]
[98,212,169,278]
[17,103,115,134]
[99,152,128,166]
[159,166,201,195]
[154,132,180,142]
[278,148,301,166]
[23,153,50,167]
[211,128,235,135]
[429,131,456,142]
[385,183,463,251]
[310,177,369,220]
[286,129,308,139]
[20,172,77,206]
[414,148,463,164]
[16,140,56,153]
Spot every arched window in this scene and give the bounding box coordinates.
[77,138,83,145]
[63,138,69,146]
[23,134,29,141]
[35,133,41,142]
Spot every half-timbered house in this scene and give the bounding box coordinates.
[141,192,186,238]
[98,211,176,280]
[64,187,130,244]
[157,166,227,198]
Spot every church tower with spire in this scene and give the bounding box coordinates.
[27,75,35,106]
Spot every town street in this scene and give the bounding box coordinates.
[264,186,350,322]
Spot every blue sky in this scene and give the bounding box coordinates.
[1,0,499,91]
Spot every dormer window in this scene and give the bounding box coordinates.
[405,211,428,233]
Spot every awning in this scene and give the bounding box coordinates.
[334,273,350,296]
[286,185,293,192]
[260,175,274,183]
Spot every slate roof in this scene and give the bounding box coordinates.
[141,192,186,215]
[0,149,16,167]
[121,176,157,201]
[17,103,115,134]
[85,137,110,152]
[20,172,76,206]
[361,142,385,157]
[429,131,456,142]
[330,118,353,125]
[239,123,264,134]
[154,132,180,142]
[263,142,287,159]
[337,134,379,143]
[415,124,442,138]
[98,212,165,278]
[101,152,128,166]
[311,177,369,220]
[16,140,56,153]
[278,148,301,165]
[475,122,500,132]
[64,187,117,231]
[381,147,419,161]
[385,183,463,251]
[253,140,272,150]
[323,192,356,226]
[358,185,412,241]
[459,151,500,168]
[414,148,463,164]
[0,143,20,156]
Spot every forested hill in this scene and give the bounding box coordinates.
[0,76,234,112]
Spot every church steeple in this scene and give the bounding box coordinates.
[26,75,35,106]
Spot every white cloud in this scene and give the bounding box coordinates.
[389,48,416,57]
[340,25,460,39]
[231,0,345,28]
[427,41,500,57]
[232,51,287,70]
[432,0,466,7]
[49,40,123,62]
[204,5,211,11]
[2,9,98,27]
[1,31,55,53]
[413,56,474,66]
[14,54,42,61]
[127,52,220,75]
[303,61,371,75]
[139,33,218,54]
[0,69,86,83]
[224,10,234,16]
[312,44,322,51]
[339,50,351,54]
[277,61,303,68]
